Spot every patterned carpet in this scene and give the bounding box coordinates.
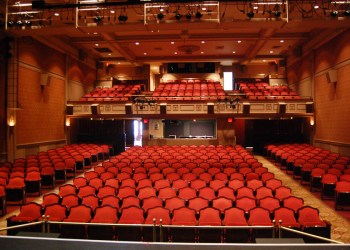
[257,155,350,243]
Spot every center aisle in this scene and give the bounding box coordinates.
[256,155,350,243]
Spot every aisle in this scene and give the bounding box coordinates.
[256,155,350,243]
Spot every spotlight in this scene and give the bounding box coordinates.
[93,16,103,23]
[24,20,32,27]
[118,14,128,22]
[247,11,254,18]
[195,11,202,19]
[16,20,23,27]
[157,13,164,20]
[345,10,350,16]
[175,12,182,20]
[7,20,14,27]
[330,10,338,17]
[274,11,281,17]
[185,12,192,20]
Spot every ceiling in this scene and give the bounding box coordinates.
[4,0,350,71]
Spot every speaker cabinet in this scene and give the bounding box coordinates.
[66,105,73,115]
[243,103,250,115]
[278,103,286,114]
[125,104,132,115]
[160,103,167,115]
[326,69,337,83]
[91,104,100,115]
[40,73,50,86]
[306,102,314,113]
[207,103,214,114]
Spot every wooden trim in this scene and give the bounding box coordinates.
[17,139,67,148]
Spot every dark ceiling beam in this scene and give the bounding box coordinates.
[32,0,286,10]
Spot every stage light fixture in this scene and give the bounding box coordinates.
[7,20,14,27]
[16,20,24,27]
[93,15,103,23]
[247,11,254,18]
[157,12,164,20]
[274,11,281,17]
[24,20,32,27]
[118,14,128,22]
[175,12,182,20]
[195,11,203,19]
[330,10,338,17]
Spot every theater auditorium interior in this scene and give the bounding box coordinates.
[0,0,350,249]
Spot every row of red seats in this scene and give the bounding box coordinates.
[80,84,141,101]
[0,143,109,215]
[6,200,329,242]
[5,145,331,242]
[266,143,350,210]
[165,79,217,84]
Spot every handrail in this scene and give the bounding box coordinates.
[0,221,44,232]
[0,219,343,244]
[279,226,343,244]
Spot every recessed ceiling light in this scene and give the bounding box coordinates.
[54,13,59,16]
[237,40,242,43]
[171,41,175,44]
[135,42,140,45]
[93,32,98,35]
[280,40,284,43]
[232,51,236,54]
[263,59,266,62]
[314,5,319,9]
[144,52,147,55]
[110,10,115,14]
[201,51,204,54]
[174,52,178,54]
[270,50,274,53]
[201,41,205,44]
[117,62,120,65]
[95,43,99,46]
[108,53,112,56]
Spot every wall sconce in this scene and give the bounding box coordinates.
[65,117,71,127]
[7,109,16,127]
[310,116,315,126]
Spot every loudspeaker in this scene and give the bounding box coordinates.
[243,103,250,115]
[207,104,214,114]
[78,49,87,61]
[91,105,100,115]
[279,59,286,67]
[66,105,73,115]
[125,104,132,115]
[326,69,337,83]
[306,102,314,113]
[160,103,167,115]
[268,62,278,74]
[40,73,50,86]
[240,64,247,73]
[278,103,286,114]
[293,46,302,57]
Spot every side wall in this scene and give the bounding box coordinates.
[9,38,96,160]
[287,30,350,156]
